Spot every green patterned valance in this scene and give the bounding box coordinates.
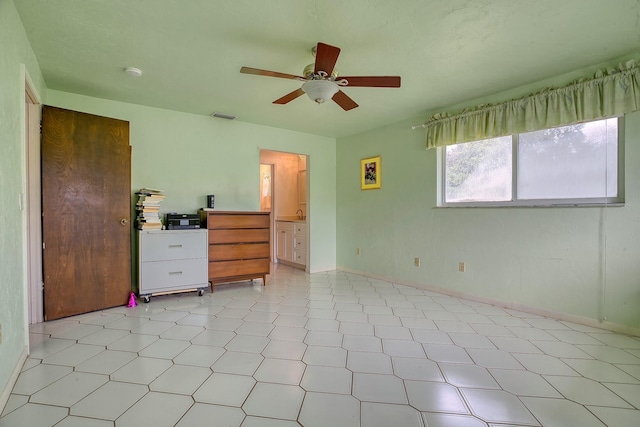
[417,59,640,149]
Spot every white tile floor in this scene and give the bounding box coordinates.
[2,264,640,426]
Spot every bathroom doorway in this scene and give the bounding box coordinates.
[259,150,308,267]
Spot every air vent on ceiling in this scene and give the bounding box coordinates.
[211,112,237,120]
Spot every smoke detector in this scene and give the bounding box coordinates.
[124,67,143,77]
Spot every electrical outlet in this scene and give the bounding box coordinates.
[356,247,361,256]
[458,262,466,272]
[414,257,420,267]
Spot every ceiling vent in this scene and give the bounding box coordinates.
[211,112,237,120]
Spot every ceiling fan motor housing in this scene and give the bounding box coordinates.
[303,63,339,80]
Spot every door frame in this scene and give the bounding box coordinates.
[22,66,43,328]
[258,150,309,271]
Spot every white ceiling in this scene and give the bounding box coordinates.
[14,0,640,138]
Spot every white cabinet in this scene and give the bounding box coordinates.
[138,229,208,302]
[276,221,306,269]
[276,221,293,262]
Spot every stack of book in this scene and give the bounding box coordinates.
[135,188,165,230]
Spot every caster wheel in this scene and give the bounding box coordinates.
[198,289,204,297]
[143,296,151,303]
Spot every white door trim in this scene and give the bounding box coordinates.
[22,65,43,327]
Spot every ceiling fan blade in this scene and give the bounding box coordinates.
[314,42,341,75]
[273,88,305,105]
[338,76,401,88]
[332,90,358,111]
[240,66,304,80]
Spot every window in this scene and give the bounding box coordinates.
[441,117,623,206]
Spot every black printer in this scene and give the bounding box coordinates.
[166,213,200,229]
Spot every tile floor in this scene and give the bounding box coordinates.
[2,265,640,426]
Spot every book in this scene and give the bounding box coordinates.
[137,188,164,195]
[135,188,165,230]
[137,222,163,230]
[138,218,161,223]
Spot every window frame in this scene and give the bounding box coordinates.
[438,117,625,208]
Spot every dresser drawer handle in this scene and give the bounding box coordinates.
[169,271,183,275]
[168,244,183,248]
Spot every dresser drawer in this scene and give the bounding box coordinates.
[209,258,270,279]
[292,250,306,265]
[140,230,207,262]
[209,243,270,261]
[294,223,306,235]
[209,228,269,244]
[140,258,208,291]
[208,214,270,229]
[294,234,306,251]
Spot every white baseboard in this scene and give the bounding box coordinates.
[0,346,28,414]
[337,266,640,337]
[309,265,337,274]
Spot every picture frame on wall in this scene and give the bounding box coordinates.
[361,155,381,190]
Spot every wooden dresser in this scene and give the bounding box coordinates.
[199,210,271,288]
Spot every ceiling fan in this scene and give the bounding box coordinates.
[240,42,401,111]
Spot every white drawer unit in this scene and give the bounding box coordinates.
[138,229,208,303]
[293,222,306,267]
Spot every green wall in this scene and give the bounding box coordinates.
[47,91,337,273]
[0,0,46,400]
[336,84,640,334]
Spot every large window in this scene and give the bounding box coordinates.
[441,117,623,206]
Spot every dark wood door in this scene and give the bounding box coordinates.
[42,106,131,320]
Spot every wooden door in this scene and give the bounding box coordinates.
[42,106,131,320]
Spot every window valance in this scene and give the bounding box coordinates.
[416,59,640,149]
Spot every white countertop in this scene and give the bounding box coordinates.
[277,216,306,223]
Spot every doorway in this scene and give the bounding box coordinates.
[259,150,308,268]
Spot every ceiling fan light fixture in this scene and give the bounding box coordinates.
[301,80,339,104]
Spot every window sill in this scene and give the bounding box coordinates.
[436,202,625,209]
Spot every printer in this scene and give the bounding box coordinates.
[166,213,200,230]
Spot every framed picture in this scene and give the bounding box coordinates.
[361,155,381,190]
